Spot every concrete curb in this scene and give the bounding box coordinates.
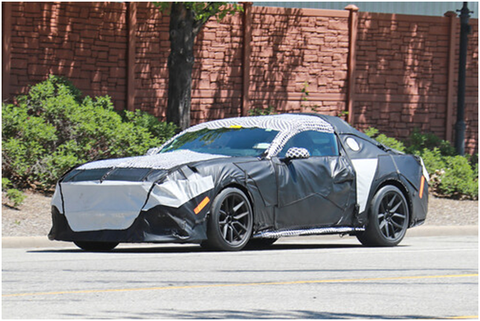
[2,236,61,249]
[405,225,478,237]
[2,225,477,249]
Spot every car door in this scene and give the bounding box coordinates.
[272,130,357,229]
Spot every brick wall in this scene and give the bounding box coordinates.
[192,13,244,123]
[354,12,478,154]
[7,2,128,109]
[248,7,349,115]
[134,3,169,117]
[3,3,478,154]
[354,13,451,137]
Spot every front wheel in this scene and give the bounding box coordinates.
[205,188,253,251]
[357,185,409,247]
[74,241,119,252]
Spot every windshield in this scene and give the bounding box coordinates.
[160,127,280,157]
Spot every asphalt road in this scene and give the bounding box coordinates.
[2,235,478,319]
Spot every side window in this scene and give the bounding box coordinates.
[278,131,339,157]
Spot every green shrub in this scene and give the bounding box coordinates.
[248,106,276,116]
[417,148,446,177]
[120,109,178,142]
[438,156,478,199]
[2,75,177,191]
[2,178,11,191]
[364,127,405,153]
[2,178,26,208]
[416,148,478,200]
[6,189,26,208]
[405,128,456,156]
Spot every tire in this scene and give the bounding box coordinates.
[74,241,119,252]
[205,187,253,251]
[357,185,409,247]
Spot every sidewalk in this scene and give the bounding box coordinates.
[2,225,477,249]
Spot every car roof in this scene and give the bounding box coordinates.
[156,114,335,159]
[306,113,398,157]
[157,113,391,159]
[187,114,335,134]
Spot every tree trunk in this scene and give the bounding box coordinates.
[167,3,197,130]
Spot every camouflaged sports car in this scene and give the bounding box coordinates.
[49,114,429,251]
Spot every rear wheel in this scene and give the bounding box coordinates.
[357,185,409,247]
[205,187,253,251]
[74,241,119,252]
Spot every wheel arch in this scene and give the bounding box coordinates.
[222,183,255,213]
[208,182,255,218]
[374,178,414,226]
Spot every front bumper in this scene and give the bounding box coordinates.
[48,193,210,244]
[49,171,215,244]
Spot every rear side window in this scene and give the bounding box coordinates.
[278,131,339,157]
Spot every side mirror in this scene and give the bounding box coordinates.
[285,147,310,160]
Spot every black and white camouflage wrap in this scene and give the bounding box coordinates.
[285,147,311,159]
[49,113,429,247]
[79,150,230,170]
[148,114,334,159]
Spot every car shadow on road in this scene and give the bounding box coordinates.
[95,308,438,319]
[29,242,371,254]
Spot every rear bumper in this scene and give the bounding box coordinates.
[410,180,428,227]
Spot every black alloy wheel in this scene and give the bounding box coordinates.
[357,185,409,247]
[206,187,253,251]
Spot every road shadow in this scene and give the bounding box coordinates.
[29,241,399,254]
[89,308,438,319]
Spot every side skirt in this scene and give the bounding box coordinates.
[252,226,365,239]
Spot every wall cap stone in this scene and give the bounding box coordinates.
[345,4,359,12]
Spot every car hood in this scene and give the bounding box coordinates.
[60,150,231,184]
[77,150,230,171]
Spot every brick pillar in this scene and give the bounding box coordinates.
[241,2,252,116]
[2,2,12,100]
[445,11,457,143]
[345,4,359,125]
[127,2,137,111]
